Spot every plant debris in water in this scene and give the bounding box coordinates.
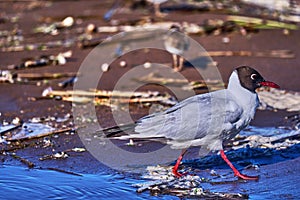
[258,88,300,112]
[130,125,300,198]
[231,126,300,150]
[0,114,74,142]
[134,165,248,199]
[8,122,55,141]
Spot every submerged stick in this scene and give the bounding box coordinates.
[46,167,82,176]
[10,154,35,168]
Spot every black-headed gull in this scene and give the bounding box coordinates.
[106,66,280,180]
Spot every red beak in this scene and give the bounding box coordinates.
[260,81,280,89]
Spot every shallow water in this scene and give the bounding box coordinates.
[2,126,300,199]
[0,165,176,200]
[2,158,300,200]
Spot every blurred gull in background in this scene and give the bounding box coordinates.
[164,24,190,71]
[147,0,169,17]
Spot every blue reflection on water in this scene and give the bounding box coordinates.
[0,165,175,200]
[1,126,300,199]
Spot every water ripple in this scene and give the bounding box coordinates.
[0,165,173,200]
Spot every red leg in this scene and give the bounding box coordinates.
[172,149,187,178]
[220,150,259,180]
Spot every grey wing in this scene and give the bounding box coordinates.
[134,91,243,141]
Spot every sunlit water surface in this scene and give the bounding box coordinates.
[0,165,176,200]
[1,126,300,199]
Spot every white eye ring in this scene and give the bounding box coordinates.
[251,74,257,80]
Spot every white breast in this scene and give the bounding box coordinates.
[227,71,259,124]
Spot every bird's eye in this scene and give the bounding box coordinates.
[250,74,257,80]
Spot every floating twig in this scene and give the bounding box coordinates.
[10,153,35,168]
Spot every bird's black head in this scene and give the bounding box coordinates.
[236,66,279,93]
[170,24,181,32]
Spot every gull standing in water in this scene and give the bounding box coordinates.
[105,66,279,180]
